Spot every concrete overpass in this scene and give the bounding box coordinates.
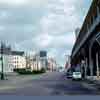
[71,0,100,78]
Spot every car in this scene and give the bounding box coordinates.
[72,72,82,80]
[66,71,72,79]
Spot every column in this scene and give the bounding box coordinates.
[89,44,93,76]
[85,58,88,78]
[97,6,100,17]
[96,52,99,78]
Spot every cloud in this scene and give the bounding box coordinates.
[0,0,49,8]
[0,0,92,65]
[38,0,82,37]
[0,0,27,5]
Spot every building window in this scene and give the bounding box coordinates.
[15,65,16,68]
[14,61,16,64]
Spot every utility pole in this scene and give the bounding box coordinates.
[1,42,5,80]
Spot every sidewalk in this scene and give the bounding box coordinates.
[86,76,100,83]
[0,73,43,91]
[85,76,100,90]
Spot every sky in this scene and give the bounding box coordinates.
[0,0,92,66]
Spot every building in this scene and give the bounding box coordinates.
[39,51,48,69]
[47,57,57,71]
[10,51,26,70]
[26,51,48,71]
[0,43,47,73]
[71,0,100,78]
[0,43,26,73]
[25,54,32,69]
[0,44,12,73]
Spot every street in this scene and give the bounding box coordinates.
[0,72,100,95]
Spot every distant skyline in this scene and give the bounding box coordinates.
[0,0,92,66]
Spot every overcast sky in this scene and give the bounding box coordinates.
[0,0,92,66]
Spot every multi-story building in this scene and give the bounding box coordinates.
[71,0,100,78]
[0,43,26,73]
[29,51,48,71]
[0,45,12,73]
[47,57,57,71]
[10,51,26,70]
[0,46,47,72]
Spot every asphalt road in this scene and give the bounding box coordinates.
[0,72,100,96]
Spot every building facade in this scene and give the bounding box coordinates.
[0,44,12,73]
[0,44,26,73]
[10,51,26,70]
[26,51,48,71]
[47,57,57,71]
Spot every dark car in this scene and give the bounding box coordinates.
[66,71,72,79]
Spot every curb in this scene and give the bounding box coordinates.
[84,78,100,91]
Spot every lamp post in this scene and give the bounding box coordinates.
[1,42,4,80]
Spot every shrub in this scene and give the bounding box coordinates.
[13,68,46,75]
[41,68,46,73]
[13,68,32,75]
[32,68,46,74]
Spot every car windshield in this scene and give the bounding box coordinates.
[73,72,81,75]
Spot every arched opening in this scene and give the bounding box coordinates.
[91,40,100,76]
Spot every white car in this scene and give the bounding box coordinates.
[72,72,82,80]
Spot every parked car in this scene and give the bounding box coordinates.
[65,68,73,79]
[72,72,82,80]
[66,71,72,79]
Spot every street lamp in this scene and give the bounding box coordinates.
[0,42,5,80]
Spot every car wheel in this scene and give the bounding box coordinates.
[72,78,75,81]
